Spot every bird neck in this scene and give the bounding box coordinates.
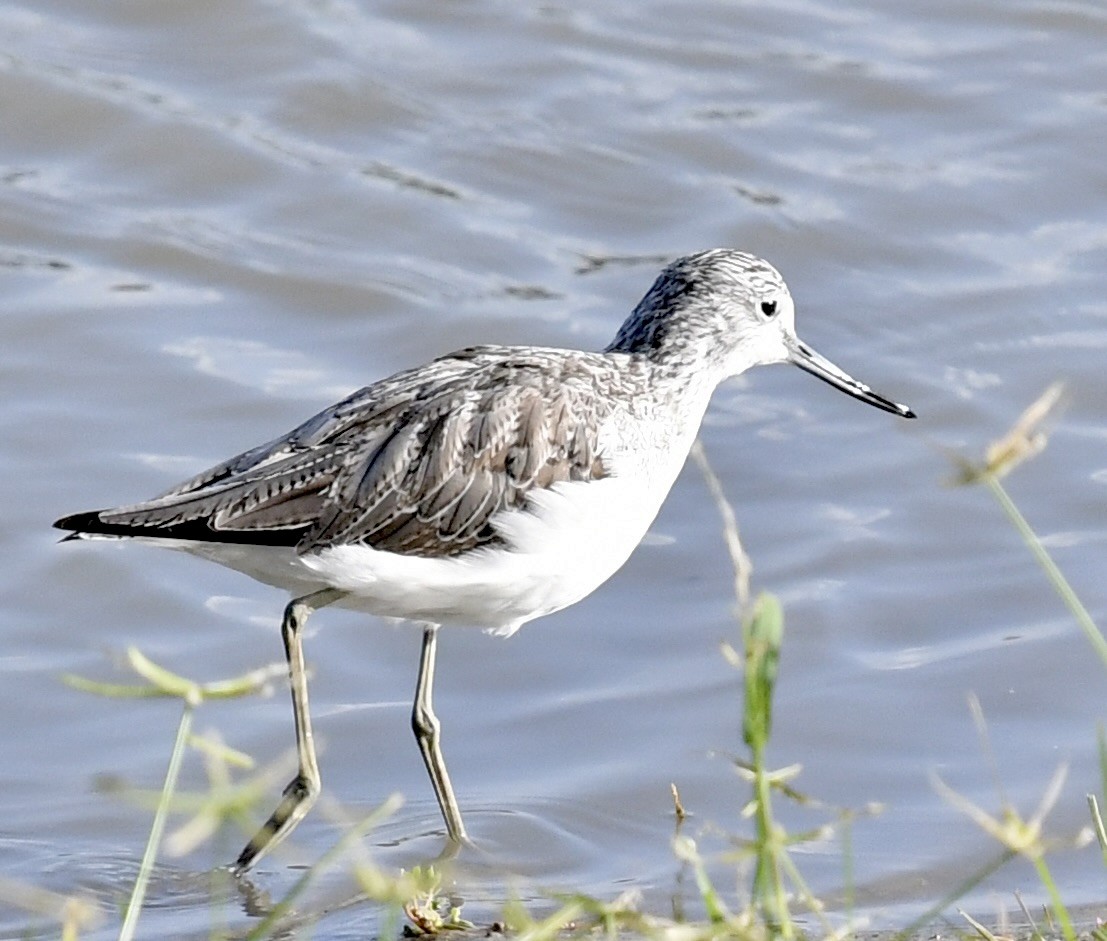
[605,297,729,378]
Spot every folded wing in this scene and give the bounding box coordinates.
[55,346,612,559]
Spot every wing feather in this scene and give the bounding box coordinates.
[58,346,620,558]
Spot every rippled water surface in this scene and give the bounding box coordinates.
[4,0,1107,936]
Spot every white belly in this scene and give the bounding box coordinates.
[300,472,667,634]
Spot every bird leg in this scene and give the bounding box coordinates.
[234,587,345,873]
[412,624,468,843]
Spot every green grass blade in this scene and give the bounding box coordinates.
[119,703,194,941]
[984,475,1107,670]
[743,593,782,752]
[1031,855,1076,941]
[61,674,169,698]
[1087,794,1107,869]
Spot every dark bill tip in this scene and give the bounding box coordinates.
[788,338,915,419]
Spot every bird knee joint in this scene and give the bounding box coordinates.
[283,773,320,804]
[411,706,440,740]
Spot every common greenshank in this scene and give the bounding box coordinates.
[55,248,914,872]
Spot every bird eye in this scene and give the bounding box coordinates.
[760,299,778,317]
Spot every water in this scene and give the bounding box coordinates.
[3,0,1107,936]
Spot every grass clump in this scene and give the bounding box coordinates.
[688,443,869,940]
[63,649,292,941]
[933,382,1105,938]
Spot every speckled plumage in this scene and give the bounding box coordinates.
[54,249,914,869]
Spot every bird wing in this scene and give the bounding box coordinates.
[60,346,614,558]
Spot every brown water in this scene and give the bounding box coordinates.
[4,0,1107,936]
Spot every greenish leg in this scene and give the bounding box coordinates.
[234,587,344,874]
